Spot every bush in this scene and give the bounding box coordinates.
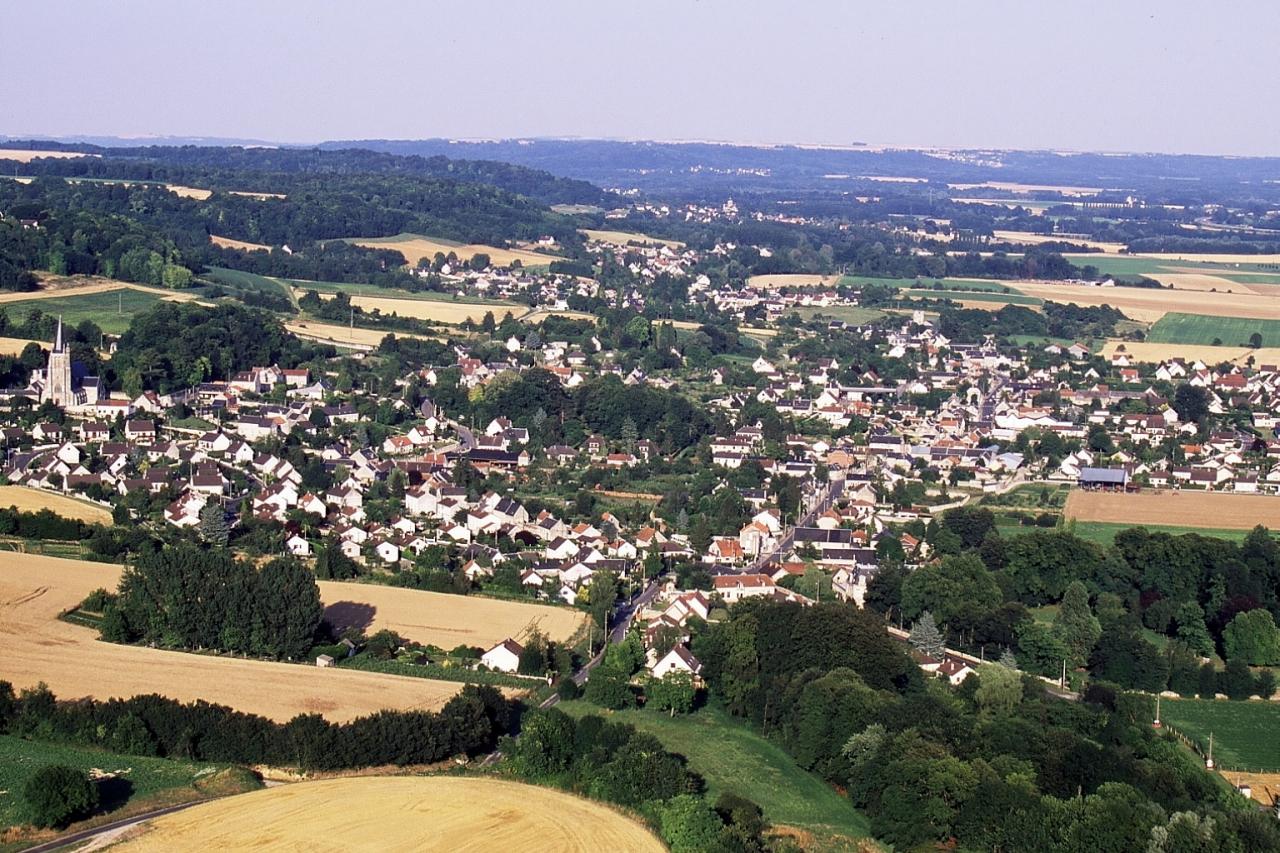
[583,666,635,710]
[556,677,581,700]
[79,588,116,613]
[23,764,99,828]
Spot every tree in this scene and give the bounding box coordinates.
[661,794,728,853]
[1173,601,1213,657]
[1053,581,1101,667]
[974,663,1023,714]
[647,671,697,716]
[23,765,98,829]
[510,708,576,777]
[252,558,323,659]
[197,501,228,548]
[1222,608,1280,665]
[941,506,996,549]
[1219,657,1256,700]
[909,611,945,659]
[997,647,1019,669]
[901,554,1001,628]
[583,665,634,709]
[1172,384,1210,424]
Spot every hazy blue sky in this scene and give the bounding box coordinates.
[3,1,1278,155]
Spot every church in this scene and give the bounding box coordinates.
[31,317,101,409]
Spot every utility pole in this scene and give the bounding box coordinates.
[1207,732,1215,769]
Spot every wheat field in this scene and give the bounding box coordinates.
[210,234,272,252]
[0,486,112,524]
[351,234,559,268]
[1065,490,1280,530]
[115,776,667,852]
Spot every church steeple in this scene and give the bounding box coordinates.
[54,315,63,353]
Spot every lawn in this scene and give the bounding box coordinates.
[1160,699,1280,772]
[0,735,257,832]
[1,289,169,335]
[1148,313,1280,348]
[558,701,871,846]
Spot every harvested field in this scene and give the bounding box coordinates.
[1099,341,1280,366]
[1155,273,1255,294]
[210,234,271,252]
[318,581,586,648]
[116,776,667,852]
[0,336,41,355]
[349,294,516,325]
[991,230,1126,253]
[1132,252,1280,266]
[581,228,684,249]
[0,149,96,163]
[349,233,560,268]
[746,273,842,290]
[521,308,598,324]
[1007,281,1280,323]
[950,182,1106,196]
[0,485,111,524]
[227,190,287,200]
[284,320,446,348]
[0,554,468,722]
[1064,490,1280,531]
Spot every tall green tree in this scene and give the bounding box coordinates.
[1053,581,1101,666]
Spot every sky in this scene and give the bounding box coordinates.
[3,1,1279,156]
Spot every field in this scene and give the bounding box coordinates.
[1006,281,1280,323]
[328,292,520,326]
[0,288,177,336]
[1147,313,1280,348]
[0,485,111,524]
[1161,699,1280,772]
[317,581,586,649]
[1099,340,1280,366]
[949,182,1107,197]
[165,185,212,200]
[348,233,560,269]
[0,149,96,163]
[0,735,256,834]
[1064,490,1280,531]
[210,234,271,252]
[560,702,871,846]
[746,273,843,290]
[581,228,684,249]
[1,554,469,722]
[1066,520,1250,546]
[992,230,1126,253]
[0,337,41,356]
[795,306,885,325]
[284,320,444,349]
[115,776,667,852]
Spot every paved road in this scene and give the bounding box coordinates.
[748,475,845,572]
[447,418,476,451]
[23,799,209,853]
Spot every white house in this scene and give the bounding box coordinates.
[480,638,524,673]
[650,645,703,679]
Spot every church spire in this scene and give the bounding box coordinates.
[54,315,63,352]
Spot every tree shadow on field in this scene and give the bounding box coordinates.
[96,776,135,815]
[323,601,377,637]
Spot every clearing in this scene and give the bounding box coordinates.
[114,776,666,852]
[1160,699,1280,773]
[0,485,111,524]
[210,234,272,252]
[0,554,469,722]
[560,701,871,847]
[746,273,842,290]
[348,233,560,269]
[581,228,684,249]
[318,581,586,649]
[1064,490,1280,531]
[0,735,258,836]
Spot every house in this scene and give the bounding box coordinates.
[286,534,312,557]
[650,645,703,679]
[938,658,975,686]
[315,654,335,668]
[480,638,524,673]
[124,419,157,445]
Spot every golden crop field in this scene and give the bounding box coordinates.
[0,275,196,306]
[1065,490,1280,530]
[0,555,468,722]
[351,234,560,268]
[227,190,287,200]
[348,294,516,326]
[991,230,1127,253]
[284,320,446,348]
[950,181,1106,197]
[581,228,685,249]
[116,777,667,852]
[746,273,842,290]
[1132,252,1280,265]
[1007,281,1280,323]
[166,185,213,200]
[0,149,97,163]
[0,336,42,356]
[318,580,587,648]
[1100,340,1280,366]
[0,485,112,524]
[521,308,598,324]
[210,234,272,252]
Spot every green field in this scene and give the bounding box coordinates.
[1160,699,1280,771]
[283,276,508,307]
[1147,313,1280,347]
[1065,519,1250,546]
[0,735,257,832]
[558,701,871,845]
[796,305,885,326]
[1,289,170,335]
[1063,254,1280,283]
[202,267,291,298]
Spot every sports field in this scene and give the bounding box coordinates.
[0,485,111,524]
[115,776,667,852]
[1064,490,1280,531]
[318,580,586,649]
[349,233,559,269]
[1147,313,1280,348]
[1161,699,1280,772]
[1,554,468,722]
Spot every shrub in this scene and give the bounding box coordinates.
[23,765,98,828]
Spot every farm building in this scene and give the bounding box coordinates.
[1077,466,1130,490]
